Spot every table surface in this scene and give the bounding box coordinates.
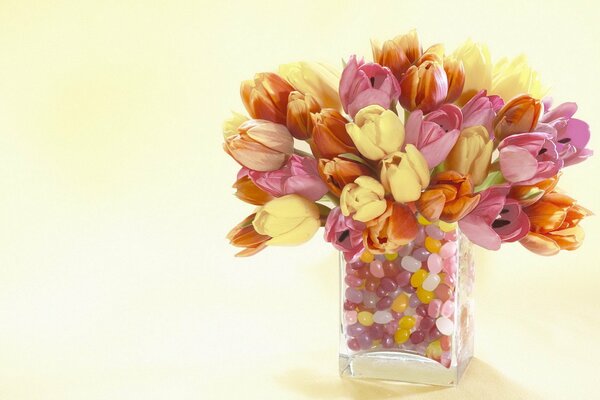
[1,1,599,399]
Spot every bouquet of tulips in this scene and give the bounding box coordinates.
[224,30,592,261]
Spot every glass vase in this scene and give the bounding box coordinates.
[339,221,475,386]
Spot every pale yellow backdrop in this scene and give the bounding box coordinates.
[1,1,599,399]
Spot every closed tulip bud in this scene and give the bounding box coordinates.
[223,119,294,172]
[453,39,492,105]
[223,112,249,139]
[240,72,295,124]
[345,105,405,161]
[340,176,387,222]
[380,145,430,203]
[286,91,320,140]
[443,56,465,103]
[233,172,274,205]
[227,213,271,257]
[371,30,422,81]
[399,60,448,114]
[492,55,547,102]
[252,194,321,246]
[310,109,358,159]
[318,156,374,197]
[446,125,493,186]
[279,61,342,110]
[493,94,542,141]
[364,200,419,254]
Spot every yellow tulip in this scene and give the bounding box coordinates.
[345,105,405,161]
[380,145,430,203]
[252,194,320,246]
[491,55,547,101]
[340,176,387,222]
[222,112,249,139]
[278,61,342,110]
[453,39,492,105]
[446,125,493,186]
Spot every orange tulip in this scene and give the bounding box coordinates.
[509,174,560,207]
[233,175,274,205]
[317,156,374,197]
[364,200,419,254]
[223,119,294,172]
[443,56,465,104]
[286,91,320,140]
[227,213,271,257]
[493,94,542,141]
[240,72,295,124]
[416,171,480,223]
[399,60,448,114]
[371,30,422,82]
[310,109,358,159]
[520,192,591,256]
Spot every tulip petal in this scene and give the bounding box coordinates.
[459,216,501,250]
[519,232,560,256]
[499,145,538,182]
[266,217,320,246]
[419,128,460,168]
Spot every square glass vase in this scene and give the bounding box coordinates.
[339,224,475,386]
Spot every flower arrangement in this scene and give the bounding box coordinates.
[224,30,592,261]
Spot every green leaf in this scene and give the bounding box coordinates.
[474,170,506,192]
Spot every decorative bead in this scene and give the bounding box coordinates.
[412,247,430,262]
[402,284,415,294]
[416,287,434,304]
[410,269,428,287]
[438,220,457,232]
[395,271,411,287]
[344,310,358,325]
[425,237,442,253]
[384,253,398,261]
[369,323,385,340]
[426,340,443,359]
[434,284,453,302]
[440,335,451,351]
[362,291,378,309]
[397,242,414,257]
[344,300,357,311]
[347,338,361,351]
[441,300,455,318]
[415,303,429,317]
[360,251,374,263]
[427,254,442,274]
[394,328,410,344]
[382,334,395,348]
[373,311,393,325]
[417,214,432,225]
[436,317,454,335]
[369,260,385,278]
[345,274,364,288]
[401,256,421,272]
[414,226,426,245]
[409,293,420,308]
[422,273,441,291]
[365,278,379,292]
[391,293,409,313]
[382,260,397,276]
[345,287,363,304]
[444,229,458,241]
[384,321,397,335]
[346,323,366,337]
[425,224,445,240]
[410,330,425,344]
[357,332,373,349]
[419,317,435,331]
[376,286,388,297]
[376,296,393,310]
[358,311,374,327]
[398,315,416,329]
[440,242,457,259]
[380,277,397,292]
[427,299,442,318]
[443,256,458,274]
[428,326,442,341]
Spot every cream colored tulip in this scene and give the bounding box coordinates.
[491,55,547,101]
[380,145,430,203]
[453,39,492,104]
[345,105,405,161]
[340,176,387,222]
[278,61,342,110]
[222,112,249,139]
[252,194,320,246]
[446,126,493,186]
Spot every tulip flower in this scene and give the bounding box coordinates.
[416,171,480,222]
[279,61,342,110]
[498,132,563,185]
[227,213,271,257]
[253,194,321,245]
[404,104,462,167]
[340,176,387,222]
[345,105,405,161]
[233,169,274,205]
[364,200,419,254]
[223,112,249,139]
[380,145,430,203]
[458,185,530,250]
[224,119,294,172]
[493,95,542,141]
[446,125,494,186]
[371,30,423,82]
[310,109,358,159]
[491,55,546,101]
[286,91,320,140]
[537,101,593,167]
[399,60,448,114]
[247,154,329,201]
[339,55,401,117]
[520,192,591,256]
[509,174,560,208]
[452,40,492,105]
[317,156,374,197]
[443,56,465,104]
[461,90,504,136]
[324,207,366,262]
[240,72,295,124]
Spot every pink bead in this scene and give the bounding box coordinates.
[402,284,415,294]
[382,260,397,276]
[434,284,453,302]
[439,242,457,259]
[412,247,430,262]
[347,338,361,351]
[409,293,420,308]
[427,299,442,318]
[369,323,384,340]
[397,242,414,257]
[344,275,364,288]
[369,260,385,278]
[357,332,373,349]
[348,261,366,270]
[425,224,444,240]
[395,271,411,287]
[428,326,442,341]
[419,317,435,331]
[414,226,425,245]
[345,287,363,303]
[441,351,452,368]
[365,278,379,291]
[440,335,451,351]
[443,273,455,288]
[347,323,366,337]
[442,256,457,274]
[384,321,397,335]
[344,310,358,325]
[382,334,395,348]
[362,292,378,309]
[416,304,429,317]
[410,330,425,344]
[344,300,357,311]
[441,300,455,318]
[444,229,458,241]
[426,253,443,274]
[376,296,393,310]
[376,286,388,297]
[380,277,397,292]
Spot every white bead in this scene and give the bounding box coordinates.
[373,311,393,324]
[422,274,441,291]
[401,256,421,272]
[436,317,454,335]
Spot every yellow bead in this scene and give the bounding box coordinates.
[394,328,410,344]
[398,316,416,329]
[425,237,442,253]
[417,214,432,226]
[416,287,435,304]
[438,220,457,233]
[426,340,443,359]
[391,293,409,313]
[360,251,374,263]
[384,253,398,261]
[357,311,374,327]
[410,269,428,288]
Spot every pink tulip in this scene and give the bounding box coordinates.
[245,154,329,201]
[404,104,462,167]
[498,132,563,185]
[324,207,366,262]
[339,55,401,117]
[461,90,503,136]
[459,185,530,250]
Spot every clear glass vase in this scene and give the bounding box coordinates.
[339,221,475,386]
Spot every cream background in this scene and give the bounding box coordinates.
[0,1,599,399]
